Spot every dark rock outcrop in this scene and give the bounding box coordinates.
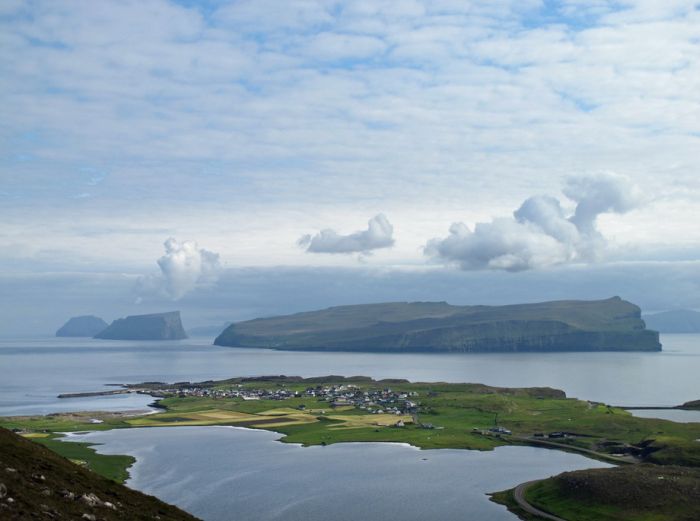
[215,297,661,353]
[56,316,108,337]
[95,311,187,341]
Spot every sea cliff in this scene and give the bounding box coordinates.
[214,297,660,353]
[95,311,187,341]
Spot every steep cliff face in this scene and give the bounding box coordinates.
[56,316,108,337]
[95,311,187,340]
[215,297,661,353]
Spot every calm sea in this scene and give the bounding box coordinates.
[1,334,699,415]
[3,334,697,521]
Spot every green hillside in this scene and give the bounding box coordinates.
[494,465,700,521]
[214,297,661,352]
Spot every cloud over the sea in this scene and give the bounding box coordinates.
[425,173,643,271]
[137,238,221,300]
[299,214,395,254]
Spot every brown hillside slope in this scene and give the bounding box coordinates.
[0,427,200,520]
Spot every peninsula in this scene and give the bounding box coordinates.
[4,376,699,520]
[214,297,661,352]
[95,311,187,341]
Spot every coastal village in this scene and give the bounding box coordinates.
[144,383,422,417]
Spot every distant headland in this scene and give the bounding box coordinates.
[644,309,700,333]
[214,297,661,353]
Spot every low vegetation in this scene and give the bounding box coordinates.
[493,465,700,521]
[0,427,199,520]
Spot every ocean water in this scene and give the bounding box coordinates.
[628,409,700,423]
[4,335,696,521]
[1,334,699,415]
[65,426,612,521]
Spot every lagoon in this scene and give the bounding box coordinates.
[66,426,611,521]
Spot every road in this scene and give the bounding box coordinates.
[512,435,636,465]
[512,480,568,521]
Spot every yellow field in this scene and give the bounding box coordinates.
[126,408,318,428]
[261,408,307,416]
[124,408,412,431]
[327,413,413,429]
[190,410,259,421]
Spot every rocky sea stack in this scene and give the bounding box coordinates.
[215,297,661,353]
[95,311,187,341]
[56,316,108,337]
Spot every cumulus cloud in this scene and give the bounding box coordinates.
[426,173,643,271]
[138,238,221,300]
[299,214,395,254]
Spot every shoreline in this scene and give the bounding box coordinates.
[6,376,698,510]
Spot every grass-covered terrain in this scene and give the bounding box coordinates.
[493,465,700,521]
[3,376,699,490]
[0,412,140,483]
[0,427,199,520]
[36,436,135,483]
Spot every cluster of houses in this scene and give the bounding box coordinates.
[143,383,421,416]
[144,386,298,401]
[306,385,420,415]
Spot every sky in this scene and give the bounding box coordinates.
[1,0,699,335]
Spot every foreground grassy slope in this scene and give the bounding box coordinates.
[214,297,661,352]
[36,435,135,483]
[0,427,199,520]
[494,465,700,521]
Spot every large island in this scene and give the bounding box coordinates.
[214,297,661,352]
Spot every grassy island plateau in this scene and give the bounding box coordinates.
[2,375,699,520]
[214,297,661,353]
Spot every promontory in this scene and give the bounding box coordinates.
[214,297,661,353]
[95,311,187,340]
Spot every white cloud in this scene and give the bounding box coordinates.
[138,237,221,300]
[300,213,395,254]
[301,32,387,61]
[425,173,644,271]
[0,0,698,274]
